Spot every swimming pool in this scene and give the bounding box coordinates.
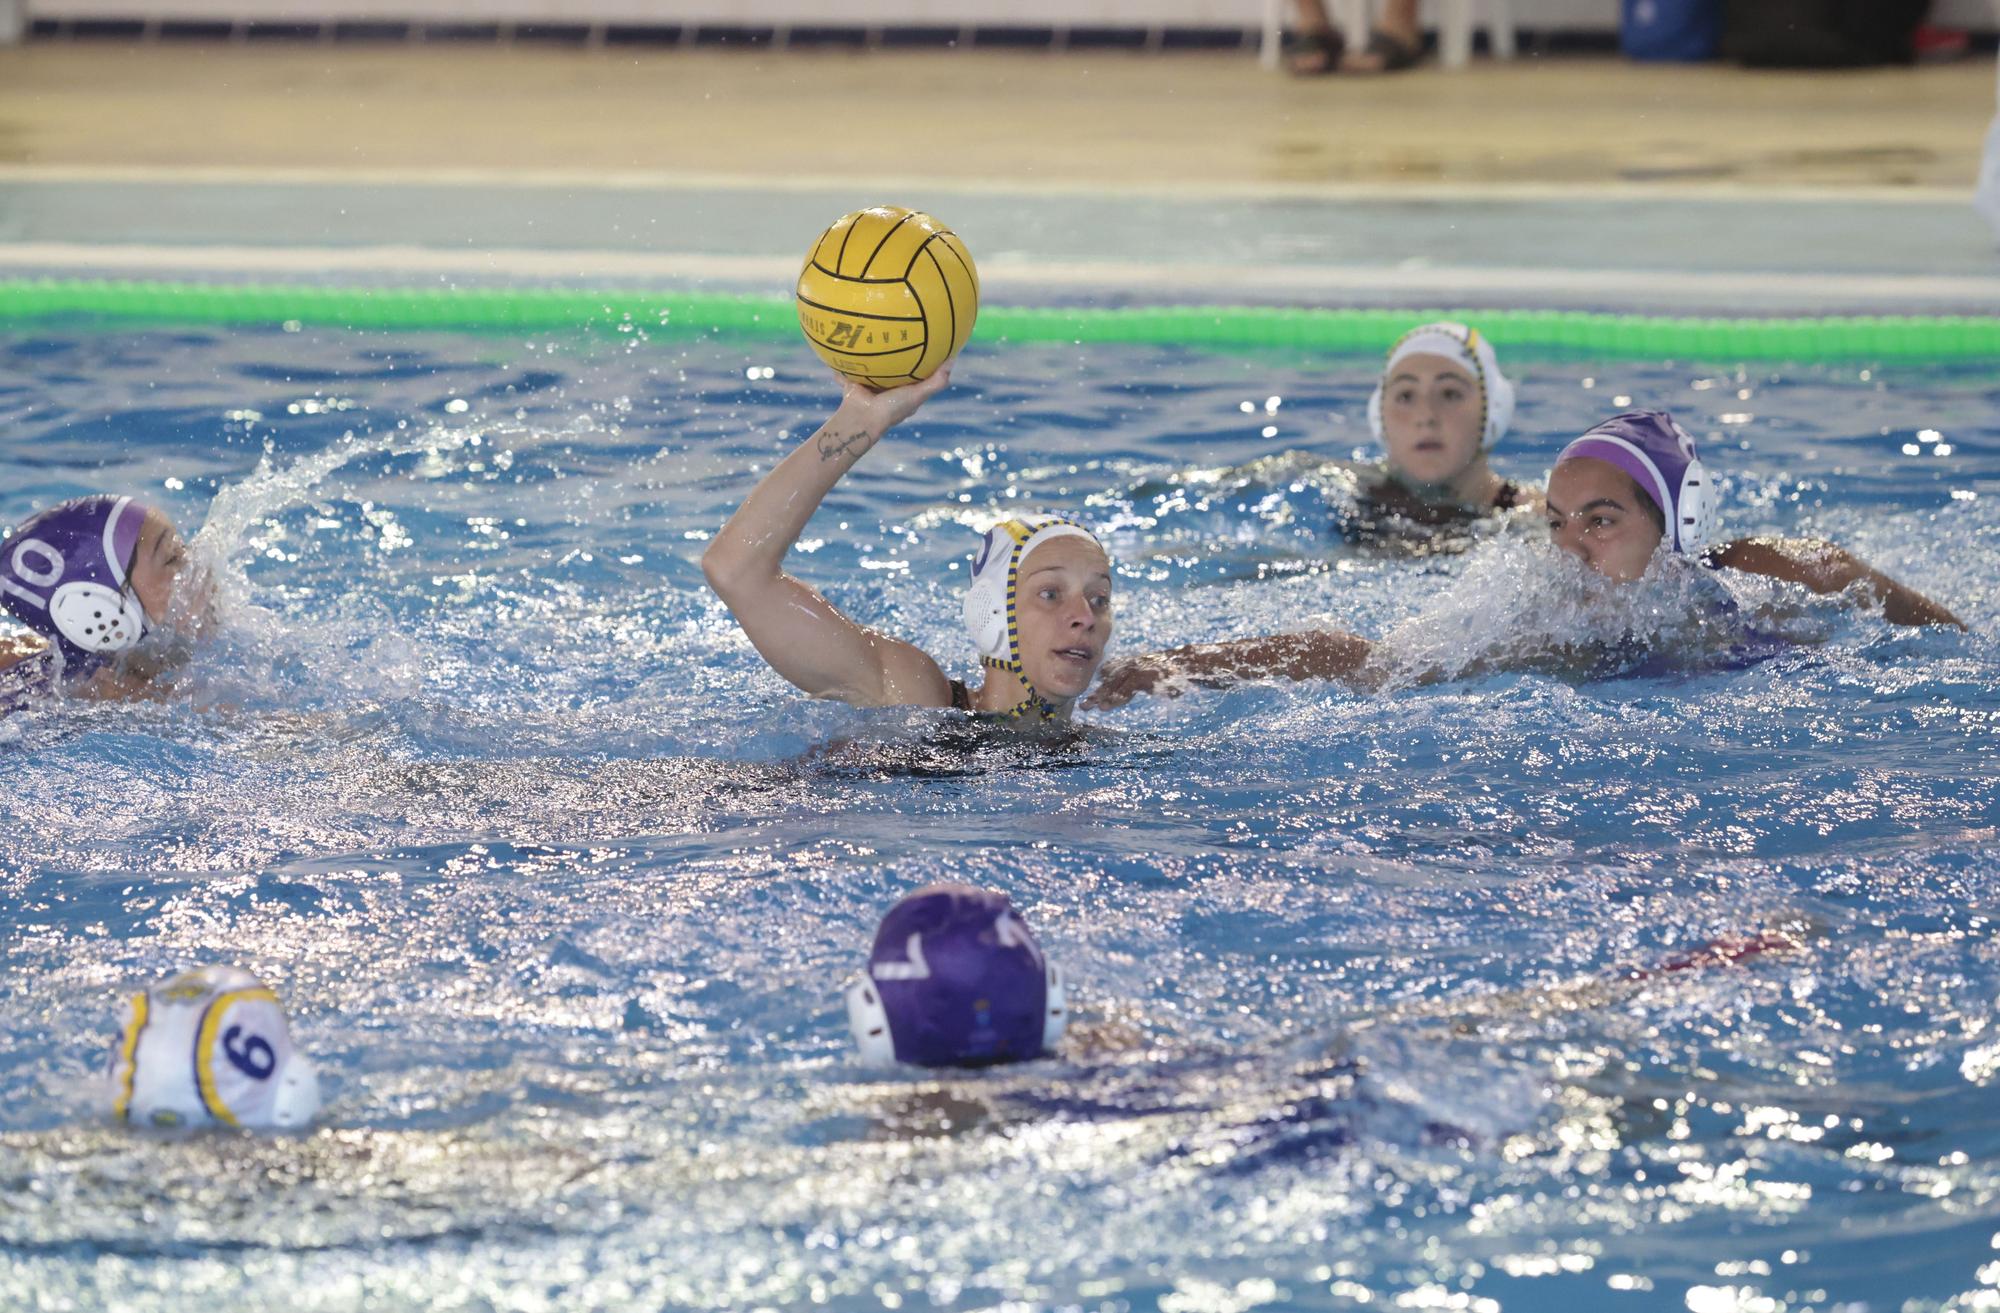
[2,317,1997,1312]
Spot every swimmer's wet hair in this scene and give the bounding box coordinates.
[1627,475,1667,534]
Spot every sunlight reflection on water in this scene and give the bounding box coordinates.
[1,328,1997,1311]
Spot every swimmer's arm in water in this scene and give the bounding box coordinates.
[1085,630,1378,708]
[0,633,141,701]
[1707,536,1966,630]
[702,368,958,707]
[0,633,44,674]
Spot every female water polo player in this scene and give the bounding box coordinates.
[1203,321,1535,554]
[1089,410,1962,705]
[0,495,208,707]
[1336,320,1539,542]
[703,368,1115,721]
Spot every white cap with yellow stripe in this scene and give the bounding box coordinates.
[1366,320,1516,452]
[963,516,1101,669]
[108,964,321,1132]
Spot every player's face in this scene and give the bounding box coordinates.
[1380,354,1484,489]
[1014,537,1114,701]
[1545,459,1665,583]
[128,508,213,637]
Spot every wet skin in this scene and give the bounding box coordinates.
[1544,458,1664,583]
[1378,353,1489,497]
[1006,536,1114,703]
[128,507,210,633]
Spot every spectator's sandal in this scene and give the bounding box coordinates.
[1356,28,1423,72]
[1286,27,1347,75]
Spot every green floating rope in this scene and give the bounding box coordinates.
[3,278,1998,362]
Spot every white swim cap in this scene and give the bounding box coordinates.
[962,517,1103,669]
[1366,321,1516,452]
[108,964,321,1132]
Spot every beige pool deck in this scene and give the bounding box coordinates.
[0,41,1997,310]
[1,42,1994,187]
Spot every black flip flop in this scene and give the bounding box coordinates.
[1285,27,1347,76]
[1356,28,1423,72]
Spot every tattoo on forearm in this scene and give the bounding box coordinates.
[815,426,875,463]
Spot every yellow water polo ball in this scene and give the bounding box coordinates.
[796,205,979,389]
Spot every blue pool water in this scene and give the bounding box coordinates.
[1,322,1997,1313]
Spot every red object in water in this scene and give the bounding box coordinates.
[1627,929,1803,979]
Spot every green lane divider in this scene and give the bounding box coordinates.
[3,278,1998,361]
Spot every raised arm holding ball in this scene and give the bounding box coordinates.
[702,369,1116,721]
[702,206,1116,723]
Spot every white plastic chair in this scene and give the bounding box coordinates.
[1438,0,1516,68]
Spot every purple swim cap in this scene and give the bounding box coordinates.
[1554,411,1715,553]
[0,495,151,674]
[845,885,1067,1069]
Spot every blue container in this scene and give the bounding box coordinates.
[1622,0,1721,61]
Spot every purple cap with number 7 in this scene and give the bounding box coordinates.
[844,885,1067,1068]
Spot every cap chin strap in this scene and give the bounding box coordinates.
[978,656,1060,721]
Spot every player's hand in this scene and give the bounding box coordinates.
[1082,655,1179,710]
[833,359,955,439]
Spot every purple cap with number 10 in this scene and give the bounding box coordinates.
[845,885,1067,1068]
[1,495,152,675]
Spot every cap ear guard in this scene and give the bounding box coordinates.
[962,527,1012,662]
[1482,364,1517,451]
[1674,455,1712,554]
[1041,961,1067,1055]
[845,975,898,1066]
[50,581,147,654]
[265,1052,322,1129]
[1664,417,1713,554]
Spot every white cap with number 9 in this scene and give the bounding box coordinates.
[108,964,321,1131]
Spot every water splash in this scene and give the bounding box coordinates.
[189,425,480,620]
[1375,542,1770,687]
[170,426,484,710]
